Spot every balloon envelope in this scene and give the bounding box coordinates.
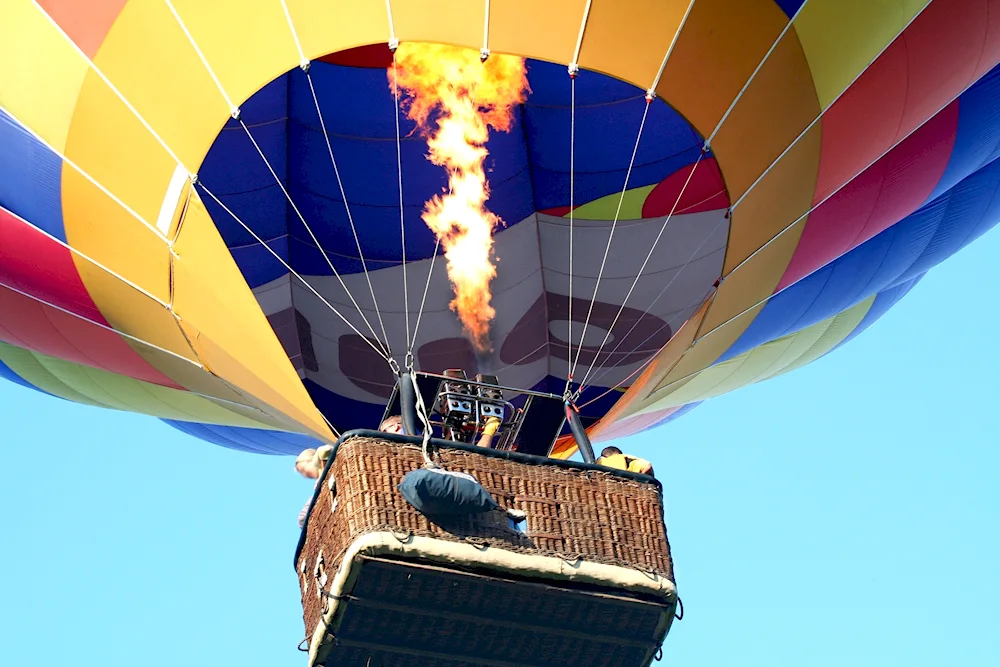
[2,0,999,454]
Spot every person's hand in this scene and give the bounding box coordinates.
[482,416,501,436]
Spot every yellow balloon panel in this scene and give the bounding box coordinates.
[65,67,178,227]
[579,0,692,90]
[701,224,805,336]
[723,124,822,274]
[656,0,790,139]
[709,29,819,199]
[60,168,172,305]
[631,295,874,413]
[286,0,389,61]
[651,302,766,398]
[0,0,88,152]
[591,296,712,433]
[167,0,300,112]
[92,0,231,171]
[122,344,302,430]
[489,0,584,65]
[392,0,483,50]
[170,194,335,442]
[795,0,930,109]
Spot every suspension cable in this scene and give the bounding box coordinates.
[575,149,708,393]
[568,98,653,383]
[0,277,198,367]
[573,0,924,402]
[579,282,718,411]
[482,0,491,61]
[303,70,393,353]
[198,183,391,361]
[278,0,308,68]
[280,0,394,361]
[167,0,395,361]
[564,0,696,396]
[562,0,592,395]
[410,237,442,365]
[0,103,168,243]
[584,213,729,390]
[588,43,954,406]
[1,277,320,426]
[236,118,391,357]
[675,2,944,367]
[564,71,577,396]
[389,46,412,358]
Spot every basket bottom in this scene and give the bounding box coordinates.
[315,555,673,667]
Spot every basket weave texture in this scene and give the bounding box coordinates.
[297,436,674,635]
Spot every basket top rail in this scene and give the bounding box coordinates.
[294,429,661,568]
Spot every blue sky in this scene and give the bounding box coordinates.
[2,228,998,666]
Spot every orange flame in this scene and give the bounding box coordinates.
[391,43,529,352]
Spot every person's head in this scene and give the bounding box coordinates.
[380,415,404,434]
[295,448,319,479]
[601,446,622,458]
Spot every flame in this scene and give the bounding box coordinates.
[391,43,529,352]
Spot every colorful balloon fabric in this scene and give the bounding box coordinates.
[2,0,1000,455]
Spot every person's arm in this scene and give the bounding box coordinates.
[632,458,654,476]
[477,417,501,448]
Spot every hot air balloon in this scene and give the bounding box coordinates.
[4,0,1000,665]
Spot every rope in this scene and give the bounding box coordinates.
[163,0,238,118]
[568,0,936,407]
[198,183,391,361]
[583,252,722,391]
[568,99,653,383]
[649,0,698,93]
[408,370,435,467]
[385,0,397,46]
[34,1,188,173]
[235,118,392,358]
[410,237,442,358]
[304,70,393,355]
[278,0,308,68]
[0,103,168,243]
[585,0,945,405]
[570,0,593,70]
[482,0,491,60]
[705,0,808,147]
[570,0,891,403]
[0,277,199,366]
[166,0,394,364]
[390,48,412,356]
[578,281,719,410]
[576,149,708,394]
[564,72,577,397]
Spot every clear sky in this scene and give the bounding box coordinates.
[1,228,998,667]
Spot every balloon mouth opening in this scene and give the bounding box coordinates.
[195,40,726,434]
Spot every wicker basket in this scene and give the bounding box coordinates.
[295,432,677,667]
